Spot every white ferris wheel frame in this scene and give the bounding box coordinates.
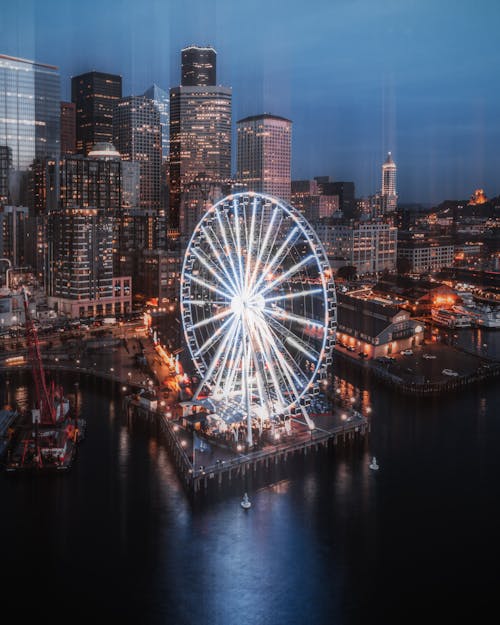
[180,192,336,443]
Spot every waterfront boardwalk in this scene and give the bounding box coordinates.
[124,395,368,494]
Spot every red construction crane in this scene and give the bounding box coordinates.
[22,288,57,425]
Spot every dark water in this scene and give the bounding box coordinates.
[1,370,499,625]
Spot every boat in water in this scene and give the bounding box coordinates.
[431,308,472,329]
[5,289,86,473]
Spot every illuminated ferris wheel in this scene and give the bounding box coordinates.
[180,192,336,445]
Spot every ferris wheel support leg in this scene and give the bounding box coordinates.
[301,404,315,431]
[242,320,253,448]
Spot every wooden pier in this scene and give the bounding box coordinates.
[123,396,369,495]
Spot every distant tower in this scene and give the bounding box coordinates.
[170,46,231,236]
[236,114,292,202]
[381,152,397,212]
[72,71,122,155]
[181,45,216,86]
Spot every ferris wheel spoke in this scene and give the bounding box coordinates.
[183,299,229,307]
[189,274,233,301]
[251,319,288,409]
[191,247,237,296]
[223,336,244,400]
[263,306,325,330]
[247,319,282,416]
[215,208,242,291]
[194,313,236,358]
[259,254,316,297]
[193,315,240,399]
[263,313,321,362]
[264,287,324,304]
[233,198,246,290]
[190,307,232,331]
[243,196,258,290]
[201,225,240,294]
[251,226,300,295]
[248,208,280,293]
[211,317,241,396]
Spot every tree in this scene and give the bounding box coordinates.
[336,265,357,281]
[397,256,412,275]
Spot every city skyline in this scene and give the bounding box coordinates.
[1,0,499,204]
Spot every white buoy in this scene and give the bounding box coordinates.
[369,456,379,471]
[241,492,251,509]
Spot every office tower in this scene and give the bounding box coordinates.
[0,146,11,204]
[325,181,356,219]
[143,84,170,161]
[0,54,60,203]
[181,45,216,86]
[236,114,292,202]
[47,145,131,318]
[72,71,122,155]
[113,96,161,210]
[291,179,339,221]
[60,101,76,155]
[381,152,397,212]
[169,46,231,236]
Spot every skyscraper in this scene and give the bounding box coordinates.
[0,54,60,202]
[381,152,397,212]
[113,96,162,210]
[236,114,292,202]
[72,71,122,155]
[169,46,231,236]
[143,84,170,161]
[181,46,216,86]
[60,101,76,155]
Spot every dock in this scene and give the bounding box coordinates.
[123,396,369,494]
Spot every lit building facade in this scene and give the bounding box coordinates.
[314,221,397,275]
[0,54,60,202]
[181,45,216,87]
[0,205,29,266]
[236,114,292,202]
[169,47,231,235]
[398,241,454,274]
[381,152,397,212]
[291,179,339,221]
[72,71,122,155]
[143,84,170,161]
[60,101,76,155]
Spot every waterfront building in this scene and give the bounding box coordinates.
[143,84,170,162]
[372,276,458,315]
[381,152,397,213]
[0,54,60,203]
[398,240,454,274]
[72,71,122,155]
[336,290,424,359]
[169,46,231,235]
[60,101,76,155]
[236,113,291,202]
[314,221,397,275]
[291,179,339,221]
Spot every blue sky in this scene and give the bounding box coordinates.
[1,0,499,204]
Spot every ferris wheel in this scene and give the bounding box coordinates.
[180,192,336,445]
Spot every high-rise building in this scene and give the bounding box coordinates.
[60,101,76,155]
[0,54,60,202]
[0,205,29,266]
[323,181,356,219]
[47,145,131,318]
[113,96,162,210]
[236,114,292,202]
[181,46,216,86]
[169,46,231,236]
[0,146,12,204]
[143,84,170,161]
[381,152,397,212]
[72,71,122,155]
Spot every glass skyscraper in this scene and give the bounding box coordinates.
[0,54,60,201]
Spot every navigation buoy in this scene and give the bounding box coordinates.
[241,492,251,509]
[369,456,379,471]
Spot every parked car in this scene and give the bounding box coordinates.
[442,369,459,377]
[422,353,436,360]
[400,349,413,356]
